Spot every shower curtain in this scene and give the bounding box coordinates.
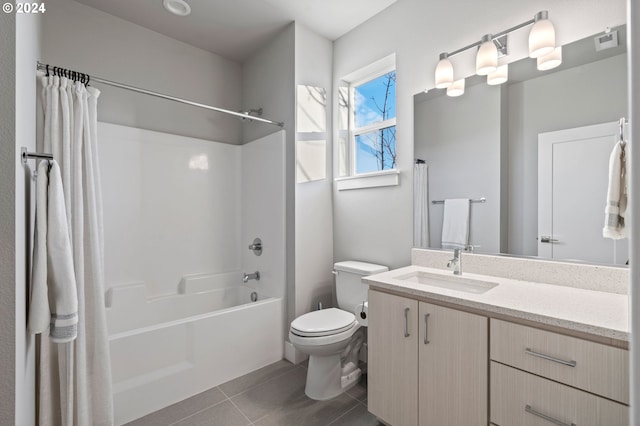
[37,75,113,425]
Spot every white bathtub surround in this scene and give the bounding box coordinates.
[241,132,287,301]
[108,279,283,425]
[99,125,286,424]
[37,76,114,425]
[412,248,629,295]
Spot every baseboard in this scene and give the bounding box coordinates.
[284,340,308,364]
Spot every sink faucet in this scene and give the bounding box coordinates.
[243,271,260,283]
[447,249,462,275]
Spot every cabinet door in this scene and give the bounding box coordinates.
[419,302,488,426]
[368,290,419,426]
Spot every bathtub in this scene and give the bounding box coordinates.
[106,272,284,425]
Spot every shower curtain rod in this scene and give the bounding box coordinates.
[36,61,284,127]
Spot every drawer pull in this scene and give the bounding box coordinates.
[404,307,410,337]
[525,404,576,426]
[424,313,430,344]
[525,348,577,367]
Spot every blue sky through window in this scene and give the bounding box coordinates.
[354,72,396,173]
[354,72,396,128]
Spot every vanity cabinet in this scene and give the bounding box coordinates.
[490,319,629,426]
[368,290,488,426]
[368,290,418,425]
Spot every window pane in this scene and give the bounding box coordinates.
[354,72,396,128]
[355,125,396,174]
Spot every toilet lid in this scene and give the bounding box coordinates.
[290,308,356,337]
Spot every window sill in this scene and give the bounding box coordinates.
[335,169,400,191]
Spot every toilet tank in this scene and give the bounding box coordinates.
[334,261,388,314]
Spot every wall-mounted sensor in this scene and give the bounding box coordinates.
[594,30,618,51]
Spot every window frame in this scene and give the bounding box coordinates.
[349,65,397,176]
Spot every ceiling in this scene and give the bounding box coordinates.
[72,0,399,63]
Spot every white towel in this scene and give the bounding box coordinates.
[28,160,78,343]
[441,198,470,249]
[603,141,628,239]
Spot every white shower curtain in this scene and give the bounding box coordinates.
[38,75,113,425]
[413,162,429,248]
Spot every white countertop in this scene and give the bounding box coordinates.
[364,265,629,342]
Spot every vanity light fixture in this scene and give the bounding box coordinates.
[476,34,498,75]
[537,46,562,71]
[487,64,509,85]
[447,78,465,97]
[435,53,454,88]
[529,11,556,58]
[433,10,558,96]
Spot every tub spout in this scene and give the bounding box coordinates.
[243,271,260,283]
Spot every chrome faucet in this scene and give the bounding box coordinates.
[243,271,260,283]
[447,249,462,275]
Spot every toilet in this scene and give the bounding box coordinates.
[289,261,388,400]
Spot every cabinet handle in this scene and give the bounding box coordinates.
[404,307,410,337]
[424,313,430,344]
[525,348,577,367]
[525,404,576,426]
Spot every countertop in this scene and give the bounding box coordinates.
[364,265,629,343]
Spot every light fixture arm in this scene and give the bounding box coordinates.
[442,11,546,59]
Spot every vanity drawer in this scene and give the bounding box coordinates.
[490,319,628,404]
[491,362,628,426]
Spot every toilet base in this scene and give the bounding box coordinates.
[304,354,362,400]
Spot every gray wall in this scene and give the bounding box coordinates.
[1,11,41,425]
[415,83,503,253]
[0,12,17,426]
[42,0,242,144]
[507,54,628,256]
[294,23,334,316]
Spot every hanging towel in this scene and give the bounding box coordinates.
[413,163,429,248]
[28,160,78,343]
[441,198,470,249]
[603,141,628,239]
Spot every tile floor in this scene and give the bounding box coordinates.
[126,360,382,426]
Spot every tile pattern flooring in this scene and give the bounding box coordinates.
[126,360,382,426]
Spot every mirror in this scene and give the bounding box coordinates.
[414,26,628,266]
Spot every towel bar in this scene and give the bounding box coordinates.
[432,197,486,205]
[21,147,53,164]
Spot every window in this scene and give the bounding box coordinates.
[351,70,396,174]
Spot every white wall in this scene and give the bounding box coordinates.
[628,2,640,423]
[507,54,628,256]
[332,0,627,270]
[42,0,242,144]
[414,82,503,254]
[100,123,242,297]
[14,13,41,426]
[294,23,334,316]
[242,131,287,300]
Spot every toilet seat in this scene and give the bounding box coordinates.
[290,308,357,337]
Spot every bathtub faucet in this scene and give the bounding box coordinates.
[243,271,260,283]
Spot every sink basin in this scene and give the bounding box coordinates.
[394,271,498,294]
